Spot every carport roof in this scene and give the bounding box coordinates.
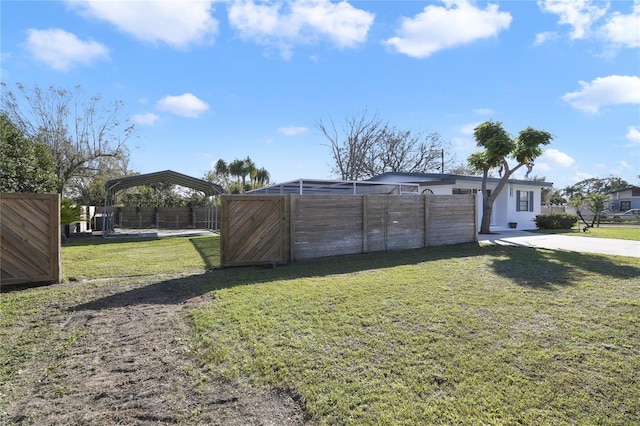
[105,170,222,196]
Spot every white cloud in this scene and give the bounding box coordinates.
[156,93,209,118]
[383,0,512,58]
[472,108,494,116]
[227,0,374,58]
[452,136,476,152]
[538,0,608,40]
[619,160,633,170]
[541,148,576,167]
[67,0,218,49]
[24,28,109,71]
[561,75,640,114]
[278,126,308,136]
[600,1,640,48]
[626,126,640,147]
[459,122,482,135]
[132,113,160,126]
[533,30,559,45]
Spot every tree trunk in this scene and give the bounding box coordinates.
[478,170,492,234]
[479,202,493,234]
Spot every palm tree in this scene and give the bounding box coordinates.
[228,159,245,189]
[241,156,256,192]
[213,159,230,193]
[254,167,271,188]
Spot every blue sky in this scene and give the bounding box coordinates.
[2,0,639,190]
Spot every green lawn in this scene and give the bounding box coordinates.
[62,235,220,280]
[189,242,640,425]
[3,234,639,424]
[533,226,640,241]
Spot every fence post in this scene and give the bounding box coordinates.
[362,195,368,254]
[289,194,296,262]
[424,195,431,247]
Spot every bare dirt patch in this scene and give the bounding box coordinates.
[2,276,305,425]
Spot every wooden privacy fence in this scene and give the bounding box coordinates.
[1,193,61,285]
[221,194,476,267]
[97,206,220,231]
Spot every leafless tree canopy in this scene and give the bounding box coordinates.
[316,111,451,180]
[1,83,134,195]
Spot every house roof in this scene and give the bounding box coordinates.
[246,178,420,195]
[368,172,554,188]
[248,172,552,196]
[105,170,223,197]
[607,185,640,195]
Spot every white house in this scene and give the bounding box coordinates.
[249,172,553,232]
[368,173,552,231]
[607,186,640,212]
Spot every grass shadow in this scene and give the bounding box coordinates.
[69,243,487,310]
[189,237,219,270]
[63,235,162,246]
[487,245,640,290]
[70,242,640,311]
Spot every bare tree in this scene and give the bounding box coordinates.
[317,111,450,180]
[68,155,132,205]
[1,83,134,195]
[372,128,449,176]
[316,110,387,180]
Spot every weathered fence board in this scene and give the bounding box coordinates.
[221,194,476,267]
[221,195,287,267]
[98,206,220,231]
[1,193,61,285]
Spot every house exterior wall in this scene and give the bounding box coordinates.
[609,187,640,212]
[503,184,543,229]
[391,175,546,230]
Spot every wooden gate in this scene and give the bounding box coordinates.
[1,193,61,285]
[220,195,287,267]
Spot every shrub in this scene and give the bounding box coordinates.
[535,213,578,230]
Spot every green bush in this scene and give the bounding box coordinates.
[535,213,578,229]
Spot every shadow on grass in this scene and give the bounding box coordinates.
[189,237,219,270]
[487,245,640,290]
[70,243,483,310]
[63,235,162,246]
[69,243,640,311]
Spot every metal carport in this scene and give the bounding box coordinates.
[103,170,223,236]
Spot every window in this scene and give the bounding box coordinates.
[453,188,470,194]
[452,188,479,194]
[516,190,534,212]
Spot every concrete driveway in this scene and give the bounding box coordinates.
[478,230,640,258]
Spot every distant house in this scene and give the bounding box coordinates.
[250,172,552,232]
[608,186,640,212]
[368,173,552,231]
